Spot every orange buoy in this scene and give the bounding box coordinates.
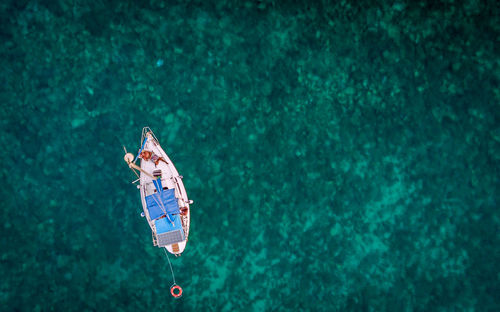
[170,284,182,298]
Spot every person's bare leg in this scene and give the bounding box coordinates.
[159,157,168,165]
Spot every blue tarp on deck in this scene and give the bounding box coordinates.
[145,188,179,220]
[155,214,183,234]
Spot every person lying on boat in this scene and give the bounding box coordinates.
[140,150,168,166]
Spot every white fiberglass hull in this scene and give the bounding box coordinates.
[138,129,190,255]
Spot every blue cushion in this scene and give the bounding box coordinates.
[155,214,182,234]
[145,188,180,219]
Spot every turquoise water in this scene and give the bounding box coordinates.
[1,1,499,311]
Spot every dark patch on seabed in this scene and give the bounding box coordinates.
[0,0,499,311]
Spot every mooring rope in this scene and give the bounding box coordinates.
[163,247,176,285]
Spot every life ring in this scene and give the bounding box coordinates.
[170,285,182,298]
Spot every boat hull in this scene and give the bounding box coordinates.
[138,129,190,255]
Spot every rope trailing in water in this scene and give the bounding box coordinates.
[163,248,176,285]
[164,248,183,298]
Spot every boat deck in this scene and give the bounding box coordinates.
[138,130,190,255]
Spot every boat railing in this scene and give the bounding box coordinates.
[152,231,158,246]
[141,127,159,146]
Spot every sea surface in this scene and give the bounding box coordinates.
[1,1,499,311]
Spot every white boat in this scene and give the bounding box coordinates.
[124,127,192,256]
